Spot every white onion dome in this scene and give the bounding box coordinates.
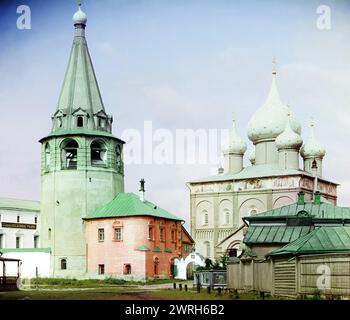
[249,148,256,164]
[73,6,87,25]
[275,113,303,150]
[224,117,247,155]
[300,121,326,158]
[247,71,301,143]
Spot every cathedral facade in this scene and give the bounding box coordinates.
[188,67,338,261]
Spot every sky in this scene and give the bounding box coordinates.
[0,0,350,224]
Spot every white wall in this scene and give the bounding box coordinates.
[1,252,50,278]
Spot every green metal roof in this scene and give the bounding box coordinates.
[85,192,183,221]
[267,227,350,256]
[0,248,51,253]
[153,246,162,252]
[40,129,124,143]
[0,198,40,212]
[135,245,150,252]
[164,248,173,253]
[244,225,314,244]
[248,202,350,220]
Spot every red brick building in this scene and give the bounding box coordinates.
[84,192,194,280]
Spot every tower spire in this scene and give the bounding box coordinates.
[52,5,112,134]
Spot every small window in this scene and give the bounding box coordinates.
[148,226,154,240]
[203,211,208,225]
[16,236,21,248]
[154,264,158,275]
[123,264,131,275]
[0,234,3,248]
[116,144,123,173]
[224,209,230,225]
[35,216,38,224]
[98,264,105,275]
[160,228,165,242]
[184,244,190,253]
[204,241,210,257]
[61,258,67,270]
[45,143,51,170]
[48,228,52,240]
[98,228,105,242]
[17,216,20,223]
[77,116,83,127]
[115,227,122,241]
[171,230,175,242]
[34,235,39,248]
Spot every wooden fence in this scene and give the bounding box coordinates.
[227,253,350,298]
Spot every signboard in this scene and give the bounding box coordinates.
[1,222,36,230]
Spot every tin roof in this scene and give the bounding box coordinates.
[85,192,183,221]
[267,227,350,256]
[248,202,350,220]
[0,198,40,212]
[244,225,314,244]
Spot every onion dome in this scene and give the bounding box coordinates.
[247,60,301,143]
[73,4,87,25]
[300,120,326,158]
[224,114,247,155]
[249,148,255,165]
[275,112,303,150]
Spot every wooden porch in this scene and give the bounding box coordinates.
[0,255,21,291]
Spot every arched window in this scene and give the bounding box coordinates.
[62,139,78,169]
[45,143,51,170]
[116,144,123,173]
[77,116,83,127]
[204,241,210,257]
[224,209,230,225]
[202,210,208,226]
[91,141,106,166]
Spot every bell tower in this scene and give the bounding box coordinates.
[39,5,124,277]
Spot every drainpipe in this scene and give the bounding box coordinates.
[311,159,318,201]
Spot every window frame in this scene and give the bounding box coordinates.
[114,227,122,241]
[60,258,67,270]
[98,228,105,242]
[98,264,105,275]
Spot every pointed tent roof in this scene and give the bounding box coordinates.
[51,5,110,134]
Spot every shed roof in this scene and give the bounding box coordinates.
[267,227,350,256]
[247,202,350,220]
[244,225,313,244]
[0,198,40,212]
[0,248,51,253]
[85,192,183,221]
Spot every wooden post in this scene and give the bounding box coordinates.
[184,284,188,292]
[173,283,176,289]
[179,283,182,291]
[36,267,39,290]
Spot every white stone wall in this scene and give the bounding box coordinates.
[0,209,39,249]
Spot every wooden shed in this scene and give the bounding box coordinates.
[0,255,21,291]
